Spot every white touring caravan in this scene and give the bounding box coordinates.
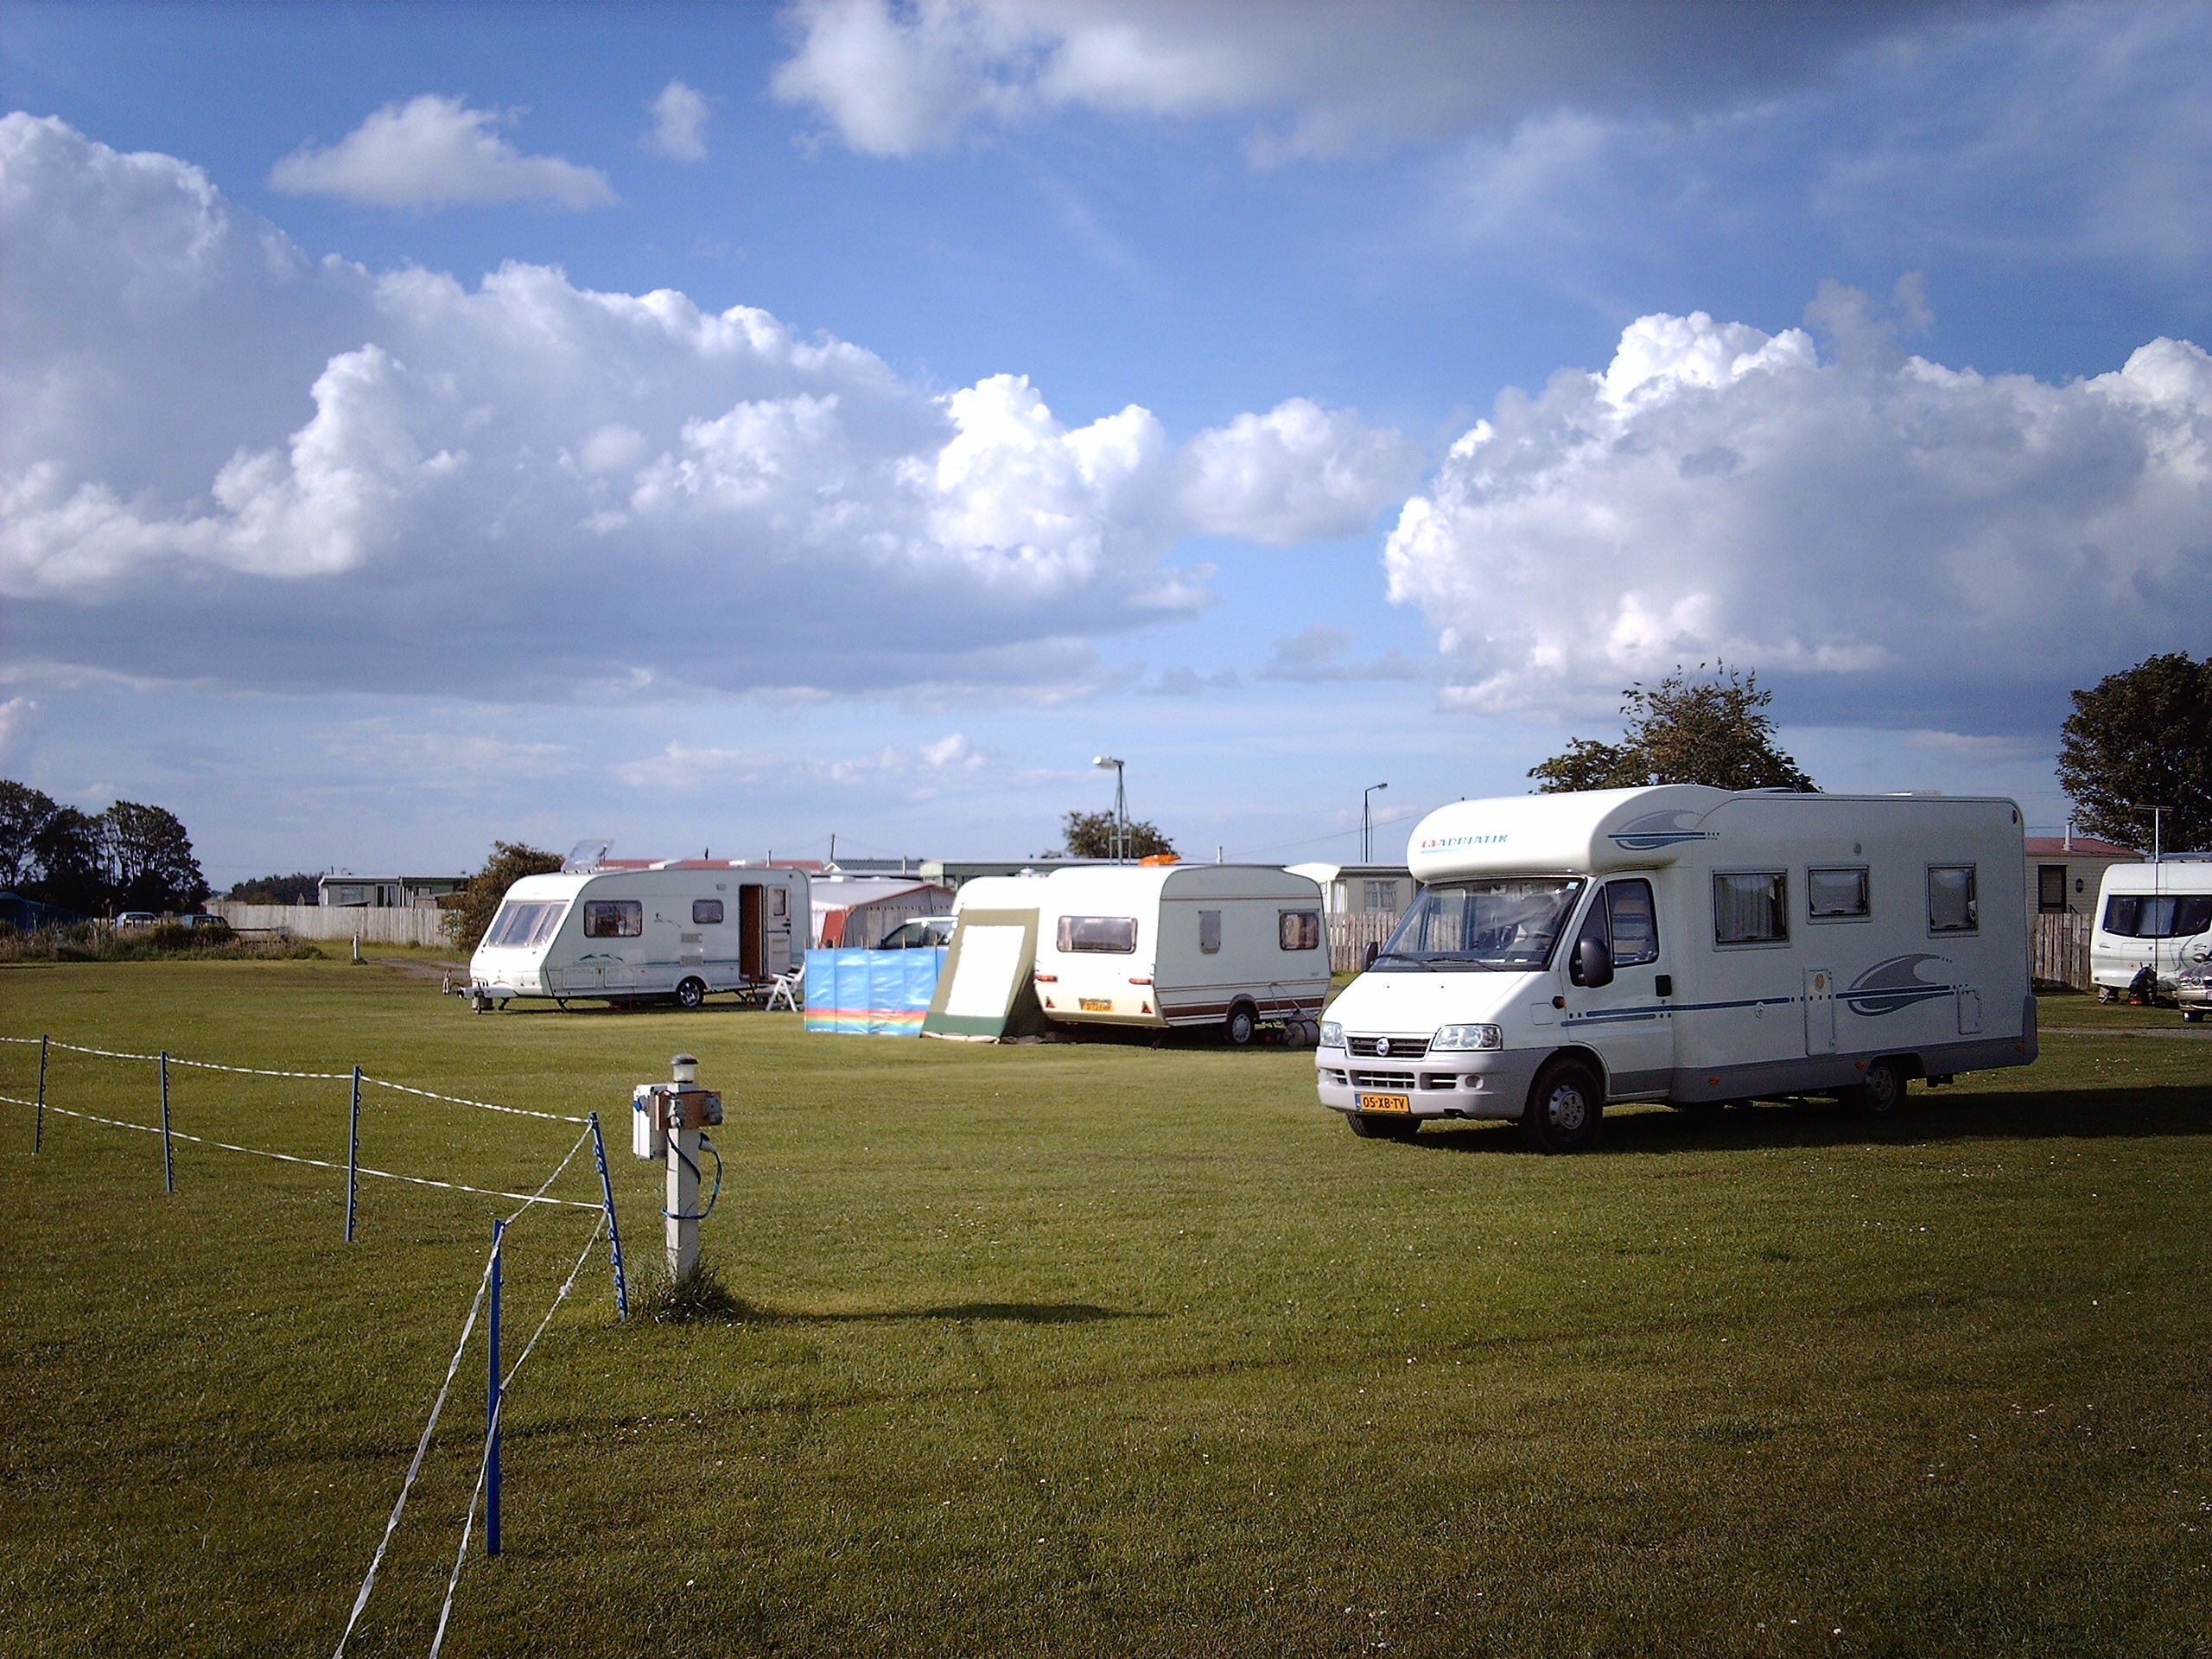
[1317,786,2036,1149]
[467,863,809,1011]
[2088,859,2212,1005]
[934,863,1331,1044]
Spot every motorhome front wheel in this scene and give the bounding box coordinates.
[1523,1058,1602,1154]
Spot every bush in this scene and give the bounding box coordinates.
[0,923,321,963]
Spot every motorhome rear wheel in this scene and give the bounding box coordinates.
[1853,1057,1904,1119]
[1523,1058,1603,1154]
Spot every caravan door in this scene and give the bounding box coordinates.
[1561,877,1674,1097]
[740,885,766,980]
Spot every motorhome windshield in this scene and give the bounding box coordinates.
[1371,878,1585,971]
[483,899,565,950]
[2103,893,2212,939]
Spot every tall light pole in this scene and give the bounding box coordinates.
[1363,782,1389,863]
[1094,755,1127,861]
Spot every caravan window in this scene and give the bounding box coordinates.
[692,899,724,925]
[2103,893,2212,938]
[1058,915,1137,953]
[1808,867,1870,921]
[1279,910,1322,951]
[1198,910,1222,954]
[1714,873,1788,945]
[1927,866,1978,934]
[484,900,564,949]
[583,899,644,938]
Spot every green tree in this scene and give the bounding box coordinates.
[2056,652,2212,852]
[226,872,323,904]
[103,800,209,912]
[31,807,108,915]
[1055,810,1176,860]
[442,841,566,952]
[1529,663,1815,794]
[0,780,59,891]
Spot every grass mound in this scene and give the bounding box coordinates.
[636,1258,758,1324]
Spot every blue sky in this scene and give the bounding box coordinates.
[3,0,2209,884]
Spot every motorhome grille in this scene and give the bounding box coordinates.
[1349,1035,1429,1058]
[1350,1070,1419,1090]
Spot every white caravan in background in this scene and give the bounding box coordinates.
[2088,859,2212,1001]
[467,864,809,1011]
[952,863,1330,1044]
[1317,786,2036,1149]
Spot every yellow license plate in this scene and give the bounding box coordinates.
[1358,1093,1411,1114]
[1079,997,1113,1012]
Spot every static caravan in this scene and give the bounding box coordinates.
[2088,859,2212,999]
[1317,786,2036,1150]
[1011,863,1329,1044]
[467,864,809,1010]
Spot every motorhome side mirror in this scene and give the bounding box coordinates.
[1574,938,1614,989]
[1363,941,1380,969]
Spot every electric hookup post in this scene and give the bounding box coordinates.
[633,1054,722,1280]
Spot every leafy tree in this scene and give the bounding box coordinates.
[1055,810,1177,861]
[442,841,565,952]
[31,807,108,915]
[1529,663,1815,794]
[226,872,324,905]
[0,780,59,891]
[103,800,209,912]
[2056,652,2212,852]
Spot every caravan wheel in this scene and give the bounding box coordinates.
[1224,1003,1258,1047]
[676,976,707,1011]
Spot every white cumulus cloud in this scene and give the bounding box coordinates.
[270,94,616,209]
[644,79,711,162]
[1384,297,2212,726]
[3,115,1402,704]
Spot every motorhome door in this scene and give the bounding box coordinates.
[1563,877,1673,1097]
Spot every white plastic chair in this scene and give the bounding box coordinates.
[766,963,804,1013]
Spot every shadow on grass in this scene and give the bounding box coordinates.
[768,1300,1135,1326]
[1400,1083,2212,1158]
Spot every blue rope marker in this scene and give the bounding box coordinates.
[345,1065,361,1243]
[159,1049,174,1193]
[587,1111,627,1320]
[34,1033,47,1154]
[486,1218,503,1559]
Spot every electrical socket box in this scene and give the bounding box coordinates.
[631,1084,665,1160]
[659,1086,723,1131]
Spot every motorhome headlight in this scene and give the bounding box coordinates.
[1430,1023,1503,1052]
[1318,1020,1344,1050]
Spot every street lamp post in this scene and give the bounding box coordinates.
[1363,782,1389,863]
[1094,755,1128,861]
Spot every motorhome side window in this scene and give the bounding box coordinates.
[1059,915,1137,953]
[1279,909,1322,951]
[1713,873,1788,945]
[1807,867,1870,921]
[1927,866,1978,934]
[691,899,724,925]
[583,899,644,938]
[1578,879,1659,966]
[1198,910,1222,954]
[2102,894,2212,938]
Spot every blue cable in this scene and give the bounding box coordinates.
[658,1132,721,1223]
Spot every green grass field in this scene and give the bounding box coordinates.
[2,959,2208,1657]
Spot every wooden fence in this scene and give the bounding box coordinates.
[210,902,452,948]
[1327,912,1399,975]
[2031,911,2094,991]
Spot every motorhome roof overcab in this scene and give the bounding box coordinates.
[1317,785,2037,1150]
[467,865,808,1011]
[2088,858,2212,1001]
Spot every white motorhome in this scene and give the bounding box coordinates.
[467,864,809,1011]
[1317,786,2036,1149]
[952,863,1330,1044]
[2088,859,2212,1001]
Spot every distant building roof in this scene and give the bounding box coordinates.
[2023,837,2135,857]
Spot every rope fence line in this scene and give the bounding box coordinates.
[429,1213,608,1659]
[363,1075,588,1125]
[0,1095,604,1211]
